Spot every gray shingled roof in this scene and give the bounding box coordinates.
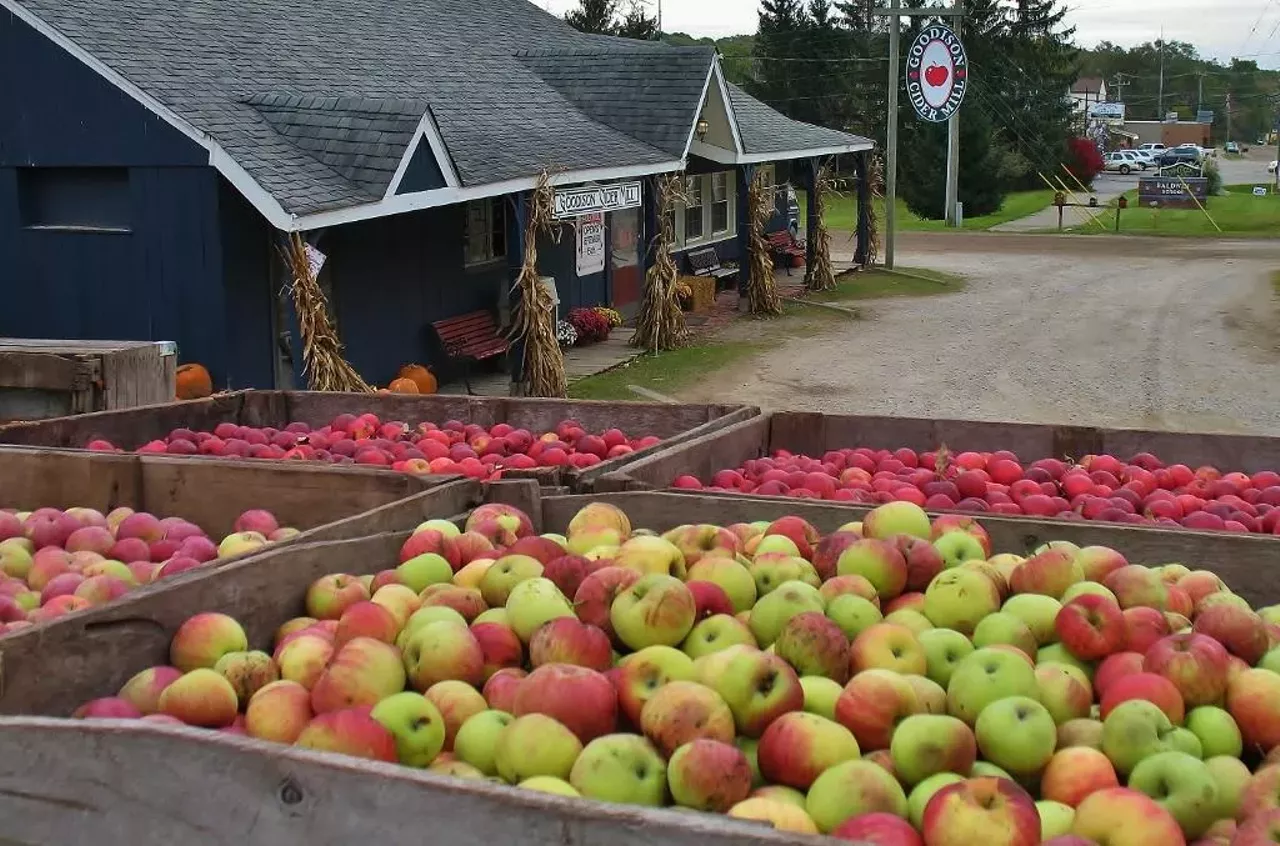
[10,0,871,222]
[728,83,873,155]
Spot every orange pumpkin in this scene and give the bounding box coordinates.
[387,377,420,394]
[397,363,438,395]
[175,363,213,400]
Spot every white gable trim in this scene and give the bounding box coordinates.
[291,159,684,232]
[680,62,718,160]
[383,107,461,199]
[712,59,745,155]
[1,0,295,230]
[736,143,874,163]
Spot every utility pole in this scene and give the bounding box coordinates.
[1111,73,1130,103]
[1196,72,1205,114]
[1157,28,1165,118]
[873,2,965,268]
[1226,91,1233,142]
[944,0,964,227]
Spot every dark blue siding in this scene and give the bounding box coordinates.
[217,182,276,390]
[395,140,448,194]
[536,227,607,315]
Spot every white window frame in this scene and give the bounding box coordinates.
[463,198,505,268]
[671,170,738,250]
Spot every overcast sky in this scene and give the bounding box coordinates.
[539,0,1280,69]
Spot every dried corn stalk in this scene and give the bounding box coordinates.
[865,154,884,267]
[632,174,689,353]
[281,233,371,393]
[508,172,567,398]
[805,163,838,293]
[747,170,783,316]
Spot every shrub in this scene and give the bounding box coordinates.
[556,320,578,348]
[1203,158,1223,195]
[567,307,611,345]
[594,306,623,328]
[1064,137,1104,188]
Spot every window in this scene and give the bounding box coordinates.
[710,172,730,234]
[464,198,505,266]
[17,168,131,232]
[683,176,705,242]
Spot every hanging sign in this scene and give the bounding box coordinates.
[905,23,968,123]
[576,213,606,277]
[553,182,642,219]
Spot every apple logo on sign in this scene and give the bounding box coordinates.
[924,64,949,86]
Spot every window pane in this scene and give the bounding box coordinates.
[489,199,505,259]
[18,168,131,230]
[685,208,704,241]
[711,201,729,233]
[712,172,728,202]
[686,177,703,207]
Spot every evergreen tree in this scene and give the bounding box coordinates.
[1001,0,1079,188]
[615,0,660,40]
[565,0,618,35]
[750,0,810,120]
[899,93,1006,218]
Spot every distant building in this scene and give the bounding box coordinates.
[1069,78,1108,116]
[1122,121,1213,148]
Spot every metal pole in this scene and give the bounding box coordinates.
[885,0,901,269]
[1157,29,1165,118]
[945,111,960,225]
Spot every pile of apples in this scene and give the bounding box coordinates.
[673,446,1280,536]
[85,414,660,481]
[0,507,296,633]
[69,499,1280,846]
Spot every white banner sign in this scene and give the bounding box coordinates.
[576,213,606,277]
[554,182,642,219]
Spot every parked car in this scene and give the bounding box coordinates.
[1225,141,1241,154]
[1156,148,1204,168]
[1269,160,1278,174]
[1104,152,1139,174]
[1138,143,1167,154]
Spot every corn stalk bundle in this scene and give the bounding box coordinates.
[509,172,567,398]
[281,233,371,393]
[805,163,838,293]
[632,174,689,353]
[747,170,783,316]
[865,154,885,267]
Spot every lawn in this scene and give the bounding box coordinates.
[568,341,764,402]
[816,267,967,301]
[799,189,1056,233]
[1065,183,1280,237]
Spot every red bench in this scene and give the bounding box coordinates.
[430,310,509,395]
[766,230,806,275]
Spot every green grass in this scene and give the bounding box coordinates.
[568,341,764,401]
[800,189,1056,232]
[1064,183,1280,237]
[818,267,967,301]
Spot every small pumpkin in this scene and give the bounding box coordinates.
[387,377,420,394]
[175,363,213,400]
[397,363,438,395]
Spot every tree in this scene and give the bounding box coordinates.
[749,0,810,121]
[564,0,617,35]
[898,95,1006,218]
[615,0,660,40]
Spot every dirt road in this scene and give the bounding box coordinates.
[678,233,1280,435]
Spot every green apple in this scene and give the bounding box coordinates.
[1057,717,1104,750]
[748,554,813,596]
[397,606,468,649]
[1204,754,1250,819]
[472,607,508,626]
[480,555,544,606]
[1061,581,1118,604]
[519,776,580,797]
[975,696,1056,777]
[969,761,1013,779]
[1035,662,1092,725]
[1035,642,1092,679]
[1259,648,1280,674]
[494,713,583,783]
[800,676,843,721]
[712,649,805,737]
[972,612,1037,659]
[748,580,825,647]
[569,734,667,806]
[1101,699,1178,775]
[1185,706,1242,758]
[932,531,987,569]
[825,594,882,640]
[369,692,446,767]
[453,709,515,776]
[907,772,965,829]
[1001,594,1063,645]
[918,628,974,688]
[736,736,763,787]
[541,533,568,547]
[1036,800,1075,839]
[883,609,933,635]
[946,648,1038,724]
[396,553,454,593]
[862,501,931,540]
[1128,751,1219,838]
[610,574,697,650]
[752,784,807,808]
[1167,727,1203,759]
[889,714,976,786]
[805,759,908,833]
[415,519,461,538]
[754,534,801,557]
[0,545,33,579]
[505,577,575,642]
[682,614,756,659]
[687,557,757,613]
[1034,540,1080,556]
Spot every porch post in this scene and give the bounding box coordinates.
[642,175,660,281]
[506,192,528,394]
[854,152,872,267]
[734,163,756,301]
[804,157,820,284]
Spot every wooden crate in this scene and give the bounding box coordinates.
[595,410,1280,488]
[0,390,758,491]
[0,338,176,422]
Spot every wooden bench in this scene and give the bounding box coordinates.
[766,230,806,276]
[686,246,739,291]
[429,311,509,395]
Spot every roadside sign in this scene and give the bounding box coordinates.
[905,23,968,123]
[1139,176,1209,208]
[1254,186,1269,196]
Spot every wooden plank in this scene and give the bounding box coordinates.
[596,414,772,490]
[0,449,143,510]
[0,392,250,448]
[0,718,820,846]
[0,338,157,353]
[0,351,86,391]
[535,491,1280,608]
[102,343,175,410]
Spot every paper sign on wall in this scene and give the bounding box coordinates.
[576,213,605,277]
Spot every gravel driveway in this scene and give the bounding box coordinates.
[677,233,1280,435]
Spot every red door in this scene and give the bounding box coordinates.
[610,208,641,312]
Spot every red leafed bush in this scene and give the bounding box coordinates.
[567,308,611,345]
[1065,137,1105,187]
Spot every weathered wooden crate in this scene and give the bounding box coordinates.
[524,488,1280,608]
[0,338,176,422]
[0,389,758,491]
[0,471,493,717]
[595,410,1280,488]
